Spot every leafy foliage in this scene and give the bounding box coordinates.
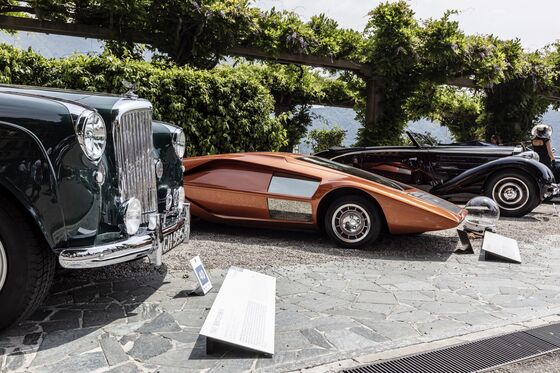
[0,44,287,155]
[356,1,558,145]
[2,0,560,146]
[306,126,347,153]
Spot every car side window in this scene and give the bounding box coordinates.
[268,175,320,198]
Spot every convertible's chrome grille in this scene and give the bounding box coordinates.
[114,109,157,224]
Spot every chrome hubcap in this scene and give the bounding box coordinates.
[0,239,6,293]
[503,187,518,201]
[492,177,529,211]
[332,204,371,243]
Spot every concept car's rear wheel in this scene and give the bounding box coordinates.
[325,195,382,248]
[0,196,56,331]
[485,170,540,218]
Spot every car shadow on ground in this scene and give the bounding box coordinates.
[0,261,167,369]
[190,221,459,263]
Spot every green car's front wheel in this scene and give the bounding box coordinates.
[0,195,56,331]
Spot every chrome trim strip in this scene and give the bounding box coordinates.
[331,148,517,161]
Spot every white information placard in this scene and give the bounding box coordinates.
[200,266,276,355]
[189,256,212,295]
[482,231,521,264]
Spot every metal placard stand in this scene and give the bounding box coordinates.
[455,228,474,254]
[189,256,212,296]
[200,266,276,356]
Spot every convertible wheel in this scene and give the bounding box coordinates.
[325,195,382,249]
[485,170,540,218]
[0,196,56,331]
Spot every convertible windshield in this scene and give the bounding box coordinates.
[298,156,405,191]
[408,131,437,147]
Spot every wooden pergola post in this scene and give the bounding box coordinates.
[364,76,384,129]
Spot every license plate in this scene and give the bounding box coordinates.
[162,228,185,253]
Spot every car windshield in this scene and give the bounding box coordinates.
[408,131,437,147]
[298,156,405,191]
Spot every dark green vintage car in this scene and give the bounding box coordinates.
[0,84,190,330]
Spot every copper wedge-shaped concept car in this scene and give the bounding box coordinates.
[183,153,467,248]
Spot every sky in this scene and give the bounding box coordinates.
[254,0,560,51]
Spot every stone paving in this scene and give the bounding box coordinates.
[2,229,560,373]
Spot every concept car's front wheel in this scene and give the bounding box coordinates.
[485,170,540,218]
[324,195,382,249]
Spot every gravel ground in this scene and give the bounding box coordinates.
[60,203,560,284]
[167,202,560,270]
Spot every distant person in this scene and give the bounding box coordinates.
[490,135,502,145]
[531,124,556,178]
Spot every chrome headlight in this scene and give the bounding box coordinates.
[172,130,186,159]
[516,150,539,161]
[76,110,106,161]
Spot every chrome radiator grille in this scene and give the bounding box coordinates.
[114,109,157,224]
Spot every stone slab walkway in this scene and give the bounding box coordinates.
[2,230,560,372]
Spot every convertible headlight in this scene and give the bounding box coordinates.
[76,111,106,161]
[172,130,186,159]
[516,150,539,161]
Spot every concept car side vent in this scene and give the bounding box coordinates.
[343,323,560,373]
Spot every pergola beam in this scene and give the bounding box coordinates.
[0,15,150,43]
[228,47,372,76]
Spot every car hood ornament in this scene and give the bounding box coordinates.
[122,80,139,99]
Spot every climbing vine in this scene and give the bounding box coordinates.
[1,0,560,145]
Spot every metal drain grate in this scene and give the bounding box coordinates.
[343,322,560,373]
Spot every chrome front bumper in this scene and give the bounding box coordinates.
[544,183,559,199]
[59,203,190,269]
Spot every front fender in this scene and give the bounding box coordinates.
[431,156,554,196]
[0,122,67,249]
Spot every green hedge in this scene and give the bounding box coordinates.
[0,44,287,156]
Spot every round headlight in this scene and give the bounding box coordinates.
[173,130,186,159]
[124,198,142,235]
[155,159,164,179]
[516,150,540,161]
[76,111,106,161]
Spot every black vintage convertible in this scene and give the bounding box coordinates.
[316,132,558,217]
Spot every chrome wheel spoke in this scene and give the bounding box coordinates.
[331,203,371,244]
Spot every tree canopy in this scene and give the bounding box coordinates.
[2,0,560,145]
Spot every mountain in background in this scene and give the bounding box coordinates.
[0,31,102,58]
[3,31,559,152]
[301,106,560,154]
[300,107,453,153]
